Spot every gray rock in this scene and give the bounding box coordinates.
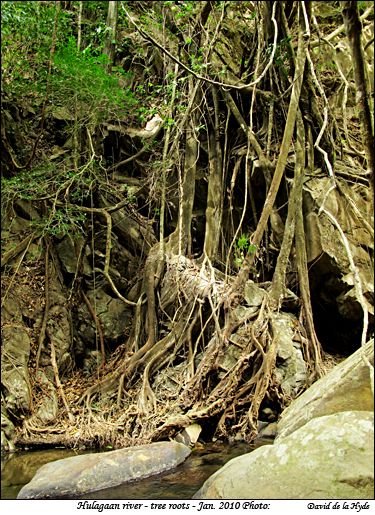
[26,371,58,425]
[303,177,373,317]
[194,411,374,499]
[78,288,131,344]
[17,441,191,499]
[1,405,16,452]
[55,237,91,276]
[271,313,307,397]
[276,339,374,440]
[256,422,278,440]
[244,282,265,307]
[1,325,31,412]
[175,423,202,447]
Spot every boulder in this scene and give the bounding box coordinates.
[55,237,91,276]
[276,340,374,440]
[77,288,131,344]
[17,441,191,499]
[194,411,374,499]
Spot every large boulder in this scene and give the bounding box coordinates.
[17,441,191,499]
[276,340,374,440]
[194,411,374,499]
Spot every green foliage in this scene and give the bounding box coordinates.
[1,1,72,96]
[36,207,87,238]
[236,233,250,251]
[190,49,205,72]
[1,164,56,204]
[357,1,372,13]
[2,2,135,122]
[50,37,136,122]
[234,235,256,268]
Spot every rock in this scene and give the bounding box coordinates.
[270,313,307,397]
[99,193,157,253]
[244,282,265,307]
[175,423,202,447]
[17,441,191,499]
[83,350,103,376]
[276,339,374,440]
[259,407,277,422]
[77,288,131,344]
[303,177,373,351]
[194,411,374,499]
[41,258,73,371]
[1,405,16,452]
[13,199,40,221]
[55,237,91,276]
[255,422,277,440]
[1,324,31,412]
[25,370,58,425]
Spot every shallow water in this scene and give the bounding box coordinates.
[1,441,270,500]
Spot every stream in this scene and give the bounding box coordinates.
[1,441,270,500]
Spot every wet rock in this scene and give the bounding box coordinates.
[17,441,191,499]
[194,411,374,499]
[276,339,374,440]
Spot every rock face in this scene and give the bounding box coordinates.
[276,339,374,440]
[194,411,374,499]
[303,177,373,352]
[17,441,191,499]
[1,293,32,416]
[77,287,132,345]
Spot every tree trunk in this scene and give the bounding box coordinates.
[341,1,374,198]
[203,86,223,261]
[103,1,118,72]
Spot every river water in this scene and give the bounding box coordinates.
[1,441,270,500]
